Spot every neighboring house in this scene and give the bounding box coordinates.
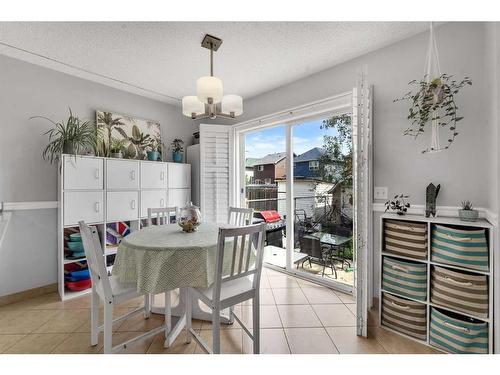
[253,152,286,184]
[294,147,340,181]
[245,158,259,184]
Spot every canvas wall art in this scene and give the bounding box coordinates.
[96,110,162,160]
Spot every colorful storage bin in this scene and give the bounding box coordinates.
[382,257,427,301]
[430,308,488,354]
[381,292,427,341]
[431,265,489,318]
[384,219,428,260]
[431,224,489,272]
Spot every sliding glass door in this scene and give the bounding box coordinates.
[239,112,354,292]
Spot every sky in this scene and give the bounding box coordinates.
[245,119,339,159]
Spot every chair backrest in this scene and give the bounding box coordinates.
[79,221,113,300]
[212,223,266,302]
[147,207,177,227]
[299,235,323,259]
[228,206,254,226]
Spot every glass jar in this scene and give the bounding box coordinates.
[177,202,202,233]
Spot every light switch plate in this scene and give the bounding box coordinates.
[374,187,388,200]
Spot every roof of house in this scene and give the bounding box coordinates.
[245,158,260,168]
[294,147,325,163]
[254,152,287,165]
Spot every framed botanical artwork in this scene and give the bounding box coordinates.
[96,110,162,160]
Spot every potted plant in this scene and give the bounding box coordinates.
[385,194,411,216]
[459,200,479,222]
[394,74,472,153]
[147,137,162,161]
[109,138,127,158]
[33,108,97,164]
[171,138,184,163]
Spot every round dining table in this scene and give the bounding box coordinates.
[112,222,232,347]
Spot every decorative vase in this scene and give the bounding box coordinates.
[147,151,159,161]
[173,152,183,163]
[459,209,479,222]
[110,151,123,159]
[177,202,202,233]
[63,142,75,155]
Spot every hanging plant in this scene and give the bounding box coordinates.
[394,74,472,153]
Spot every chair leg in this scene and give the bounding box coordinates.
[90,288,99,346]
[144,293,151,319]
[165,291,171,336]
[104,302,113,354]
[253,295,260,354]
[212,306,221,354]
[185,289,192,344]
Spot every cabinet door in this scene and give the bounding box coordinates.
[168,163,191,188]
[106,191,139,222]
[63,156,103,190]
[64,191,104,226]
[141,162,167,189]
[140,190,167,218]
[106,160,139,189]
[168,189,191,209]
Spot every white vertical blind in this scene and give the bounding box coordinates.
[199,124,233,224]
[353,76,373,338]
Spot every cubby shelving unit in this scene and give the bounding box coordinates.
[58,154,191,301]
[379,213,495,354]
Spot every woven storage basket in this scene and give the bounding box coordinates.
[382,257,427,301]
[381,293,427,341]
[430,308,488,354]
[431,265,488,318]
[384,220,428,260]
[431,224,488,272]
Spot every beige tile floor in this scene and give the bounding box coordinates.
[0,267,438,354]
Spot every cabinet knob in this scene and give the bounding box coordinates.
[160,198,165,207]
[94,202,100,212]
[160,171,165,180]
[130,170,136,180]
[94,169,100,179]
[131,200,136,209]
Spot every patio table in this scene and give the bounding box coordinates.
[309,232,353,268]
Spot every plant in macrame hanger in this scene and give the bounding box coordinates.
[394,23,472,153]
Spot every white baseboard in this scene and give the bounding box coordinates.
[372,203,498,227]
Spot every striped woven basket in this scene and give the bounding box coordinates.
[384,220,428,260]
[381,293,427,341]
[382,257,427,301]
[431,265,489,318]
[430,308,488,354]
[431,224,489,272]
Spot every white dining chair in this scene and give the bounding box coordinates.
[228,206,254,226]
[79,221,171,354]
[186,223,266,354]
[147,206,178,226]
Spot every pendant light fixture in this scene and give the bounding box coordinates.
[182,34,243,120]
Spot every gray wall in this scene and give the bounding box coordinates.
[201,22,497,297]
[0,54,195,297]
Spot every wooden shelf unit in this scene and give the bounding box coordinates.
[58,154,191,301]
[379,213,495,354]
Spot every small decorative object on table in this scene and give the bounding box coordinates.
[425,183,440,217]
[171,138,184,163]
[109,138,127,158]
[385,194,410,216]
[177,201,202,232]
[459,200,478,222]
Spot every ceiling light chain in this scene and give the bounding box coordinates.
[182,34,243,120]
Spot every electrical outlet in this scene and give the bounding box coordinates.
[374,187,388,200]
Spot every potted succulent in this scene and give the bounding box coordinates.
[385,194,411,216]
[171,138,184,163]
[459,200,479,222]
[33,108,97,164]
[109,138,127,158]
[147,137,162,161]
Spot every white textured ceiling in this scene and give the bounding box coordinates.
[0,22,429,105]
